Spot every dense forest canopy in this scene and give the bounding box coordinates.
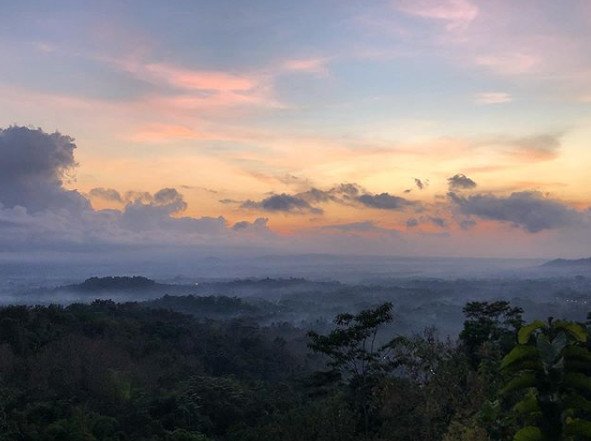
[1,285,591,440]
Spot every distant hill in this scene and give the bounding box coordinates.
[73,276,159,291]
[542,257,591,268]
[44,276,342,304]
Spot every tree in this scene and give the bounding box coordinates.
[460,301,524,368]
[307,303,399,437]
[500,318,591,440]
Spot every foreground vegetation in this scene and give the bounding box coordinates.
[0,297,590,440]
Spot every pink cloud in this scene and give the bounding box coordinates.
[141,63,256,92]
[475,52,540,75]
[396,0,478,30]
[111,58,280,110]
[282,57,330,75]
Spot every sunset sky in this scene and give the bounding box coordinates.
[1,0,591,258]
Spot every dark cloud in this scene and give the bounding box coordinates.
[233,220,251,231]
[405,216,448,228]
[123,191,153,204]
[118,188,219,233]
[295,183,364,205]
[232,217,270,232]
[356,193,414,210]
[224,183,365,215]
[333,183,362,196]
[180,185,218,194]
[447,174,477,190]
[449,191,584,233]
[89,187,122,202]
[459,219,477,230]
[0,126,89,212]
[242,184,416,215]
[241,194,323,214]
[296,187,336,203]
[414,178,428,190]
[218,198,240,204]
[429,217,448,228]
[152,188,187,213]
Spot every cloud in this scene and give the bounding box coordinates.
[334,183,363,196]
[128,124,205,143]
[282,57,330,76]
[241,194,323,214]
[0,126,280,253]
[508,134,561,161]
[404,216,448,228]
[89,187,122,203]
[459,219,477,230]
[474,92,512,105]
[296,188,337,204]
[448,191,586,233]
[219,198,241,205]
[232,217,269,232]
[475,53,540,75]
[294,183,364,205]
[141,63,255,92]
[113,59,279,111]
[356,193,415,210]
[151,188,188,213]
[447,173,477,190]
[239,183,365,213]
[414,178,425,190]
[0,126,90,213]
[239,184,415,215]
[320,220,400,236]
[429,216,448,228]
[396,0,478,31]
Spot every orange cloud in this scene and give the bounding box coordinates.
[128,124,208,143]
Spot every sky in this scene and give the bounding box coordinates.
[1,0,591,259]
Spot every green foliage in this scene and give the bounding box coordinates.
[501,345,539,370]
[2,294,589,441]
[517,321,546,345]
[0,301,304,440]
[513,426,543,441]
[501,318,591,440]
[308,303,397,379]
[308,303,399,437]
[460,301,524,368]
[441,418,490,441]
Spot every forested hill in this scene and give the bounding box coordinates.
[16,275,591,336]
[54,276,340,298]
[543,257,591,267]
[1,297,591,440]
